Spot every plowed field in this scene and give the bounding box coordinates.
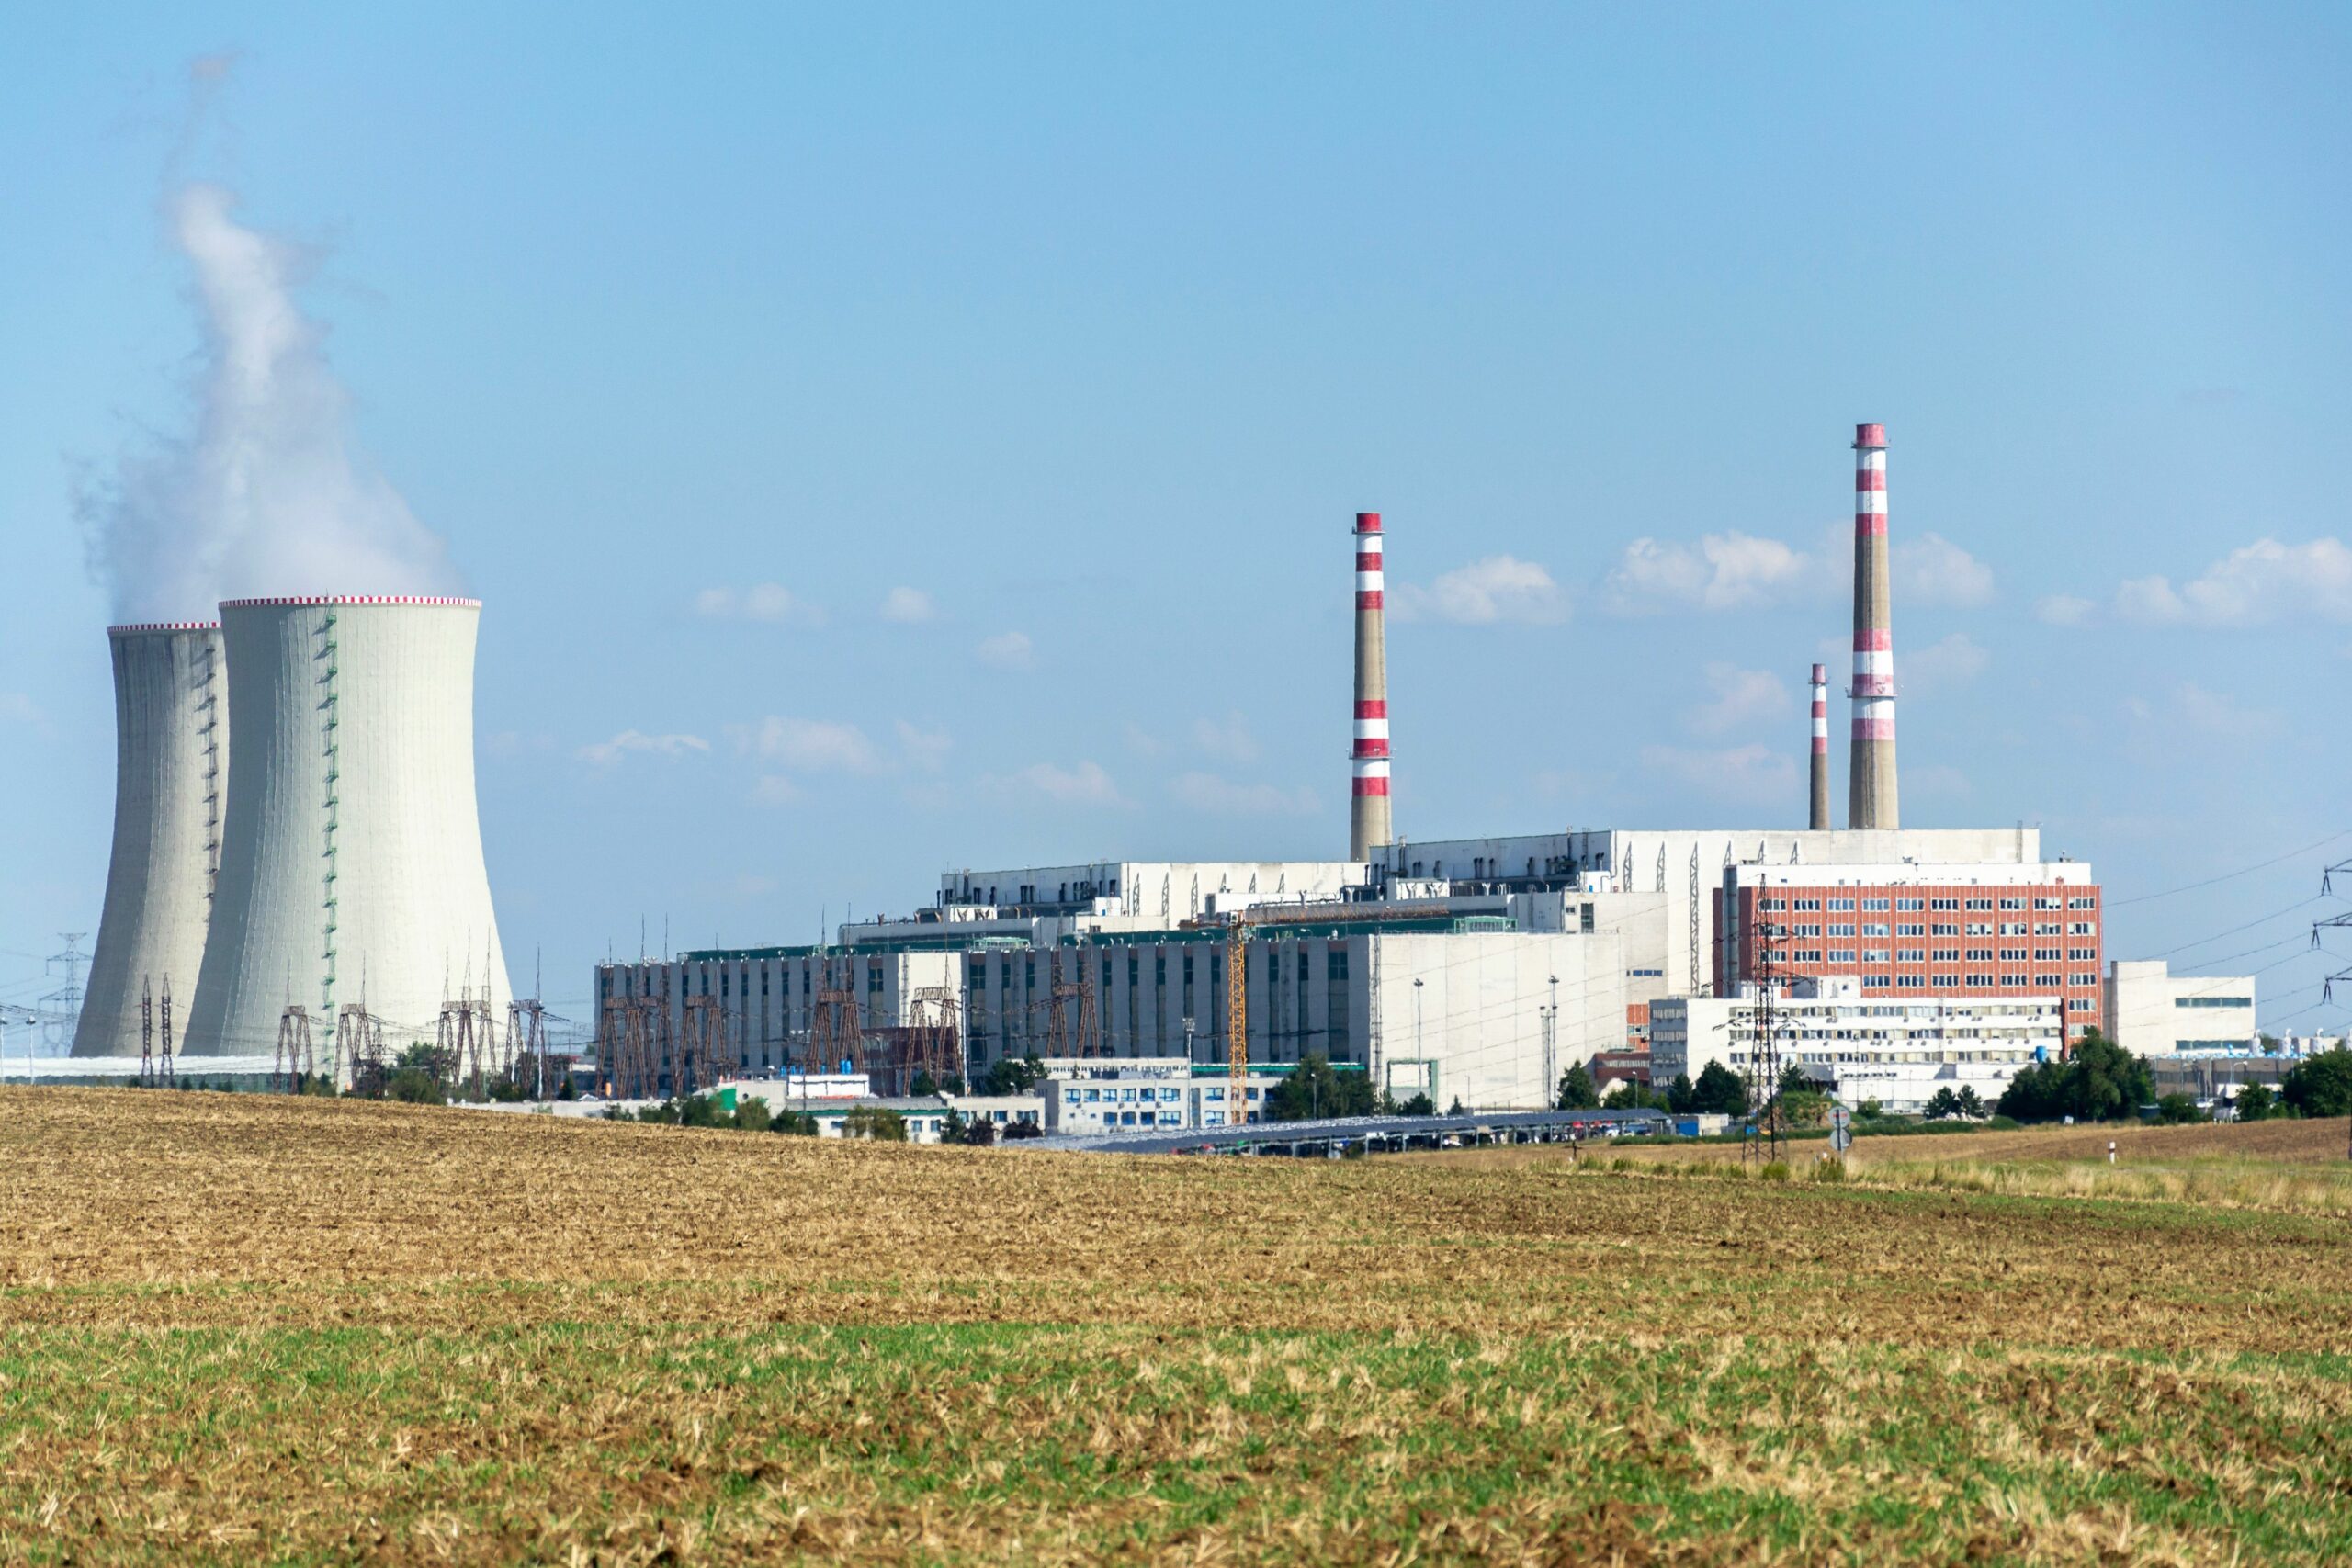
[3,1088,2346,1564]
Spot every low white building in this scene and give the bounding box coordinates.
[1041,1057,1295,1134]
[2105,960,2257,1055]
[1651,976,2063,1114]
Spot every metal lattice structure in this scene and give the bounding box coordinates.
[276,1004,313,1093]
[1742,919,1790,1167]
[677,996,729,1098]
[337,1004,386,1097]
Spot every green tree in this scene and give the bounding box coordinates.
[1924,1087,1964,1121]
[1393,1091,1436,1116]
[1555,1064,1600,1110]
[1664,1073,1695,1115]
[842,1105,908,1142]
[980,1055,1046,1096]
[1690,1061,1746,1116]
[1995,1032,2154,1123]
[732,1096,773,1133]
[1267,1055,1375,1122]
[1603,1078,1668,1111]
[960,1116,997,1145]
[2153,1091,2208,1124]
[2233,1082,2278,1122]
[770,1109,820,1136]
[1956,1086,1984,1119]
[1777,1063,1814,1100]
[2281,1047,2352,1118]
[386,1067,445,1105]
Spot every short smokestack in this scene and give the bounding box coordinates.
[1847,423,1898,829]
[1349,512,1392,861]
[1808,661,1830,830]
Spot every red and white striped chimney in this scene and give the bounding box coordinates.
[1808,662,1830,830]
[1847,423,1898,829]
[1350,511,1392,860]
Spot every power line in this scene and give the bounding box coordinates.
[2108,829,2352,908]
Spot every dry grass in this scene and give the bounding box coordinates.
[3,1087,2349,1565]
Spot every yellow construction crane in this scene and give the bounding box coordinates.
[1226,915,1250,1125]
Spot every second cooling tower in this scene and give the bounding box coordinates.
[186,596,509,1055]
[72,623,227,1056]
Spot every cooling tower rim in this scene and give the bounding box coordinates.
[107,620,221,636]
[218,594,481,609]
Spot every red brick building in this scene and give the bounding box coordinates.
[1714,863,2103,1043]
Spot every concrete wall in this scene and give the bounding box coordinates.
[75,625,225,1056]
[2106,960,2258,1055]
[188,600,508,1055]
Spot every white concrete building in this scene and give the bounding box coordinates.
[1372,827,2044,1000]
[603,920,1622,1111]
[1651,976,2063,1114]
[935,861,1369,921]
[2105,960,2258,1055]
[1039,1057,1294,1133]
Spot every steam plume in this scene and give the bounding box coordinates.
[82,181,459,621]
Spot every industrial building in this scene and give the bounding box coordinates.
[1715,860,2104,1041]
[187,596,511,1058]
[2104,960,2258,1055]
[597,873,1623,1111]
[74,622,226,1056]
[1652,978,2063,1114]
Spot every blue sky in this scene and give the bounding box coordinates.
[4,4,2347,1029]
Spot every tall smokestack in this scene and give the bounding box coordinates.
[1349,511,1392,861]
[1847,422,1898,829]
[1808,662,1830,830]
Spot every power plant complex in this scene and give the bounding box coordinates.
[51,421,2265,1122]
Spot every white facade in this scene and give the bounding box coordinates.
[187,598,510,1056]
[2105,960,2258,1055]
[1042,1062,1291,1133]
[935,861,1368,920]
[74,624,227,1056]
[1651,977,2063,1114]
[1374,827,2043,999]
[604,924,1622,1111]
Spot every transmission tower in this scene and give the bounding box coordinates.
[140,976,156,1089]
[1743,919,1790,1168]
[38,933,91,1055]
[276,1004,313,1094]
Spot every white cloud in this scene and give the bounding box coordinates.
[739,716,879,773]
[751,774,805,806]
[1190,712,1260,764]
[1604,532,1819,614]
[880,586,935,624]
[0,693,41,725]
[578,730,710,767]
[998,760,1125,807]
[978,631,1035,671]
[1171,772,1319,816]
[1639,742,1797,805]
[696,583,824,625]
[2036,593,2098,627]
[1903,632,1991,694]
[2115,538,2352,627]
[1123,723,1165,758]
[1393,556,1567,625]
[2172,682,2284,740]
[1898,532,1995,608]
[896,720,952,771]
[1685,663,1790,738]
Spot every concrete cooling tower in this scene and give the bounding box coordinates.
[185,596,509,1056]
[72,623,227,1056]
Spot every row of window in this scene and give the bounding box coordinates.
[1763,893,2098,914]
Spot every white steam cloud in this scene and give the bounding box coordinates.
[81,181,459,622]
